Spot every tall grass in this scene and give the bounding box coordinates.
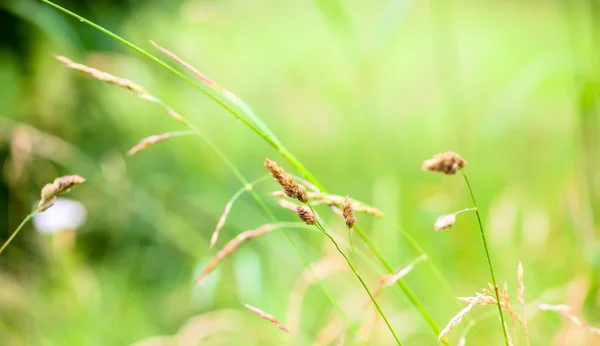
[41,0,448,343]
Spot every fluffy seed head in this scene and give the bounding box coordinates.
[341,196,356,229]
[296,206,316,225]
[422,151,467,175]
[264,158,308,202]
[434,214,456,231]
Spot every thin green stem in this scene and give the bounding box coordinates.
[0,211,37,255]
[461,172,509,346]
[308,203,402,345]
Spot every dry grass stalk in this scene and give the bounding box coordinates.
[264,158,308,202]
[56,56,146,94]
[341,196,356,229]
[244,303,289,334]
[38,175,86,211]
[271,191,384,217]
[439,294,484,340]
[365,255,427,307]
[434,214,456,231]
[422,151,467,175]
[458,284,526,337]
[517,262,530,346]
[149,41,240,104]
[196,223,281,284]
[296,206,316,225]
[538,304,600,335]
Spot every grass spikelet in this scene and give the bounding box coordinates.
[341,196,356,229]
[296,206,317,225]
[56,56,146,94]
[196,223,289,284]
[243,303,289,334]
[264,158,308,202]
[439,294,484,340]
[128,131,197,156]
[422,151,467,175]
[538,304,600,335]
[38,175,86,211]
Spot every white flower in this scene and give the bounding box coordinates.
[33,198,87,234]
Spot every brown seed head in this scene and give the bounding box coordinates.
[38,175,86,211]
[264,158,308,202]
[422,151,467,175]
[296,206,316,225]
[341,196,356,229]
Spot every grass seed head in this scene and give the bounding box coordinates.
[422,151,467,175]
[296,206,316,225]
[38,175,86,211]
[264,158,308,202]
[341,196,356,229]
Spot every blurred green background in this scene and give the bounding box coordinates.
[1,0,600,345]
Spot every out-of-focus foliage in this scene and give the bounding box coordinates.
[1,0,600,345]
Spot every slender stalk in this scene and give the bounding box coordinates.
[0,211,37,255]
[41,1,444,340]
[308,203,402,345]
[461,172,509,345]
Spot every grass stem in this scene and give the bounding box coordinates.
[308,203,402,345]
[0,211,37,255]
[461,172,509,345]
